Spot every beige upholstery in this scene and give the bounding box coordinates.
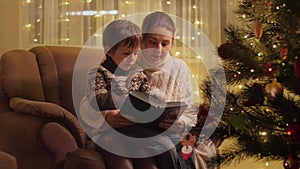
[0,46,105,169]
[0,151,17,169]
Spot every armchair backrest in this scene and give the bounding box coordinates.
[0,46,102,115]
[0,49,45,112]
[30,46,102,114]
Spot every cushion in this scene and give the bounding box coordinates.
[63,148,105,169]
[0,151,17,169]
[9,97,87,147]
[41,122,78,164]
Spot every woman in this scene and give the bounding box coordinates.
[127,11,199,168]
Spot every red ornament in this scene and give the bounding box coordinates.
[262,62,274,76]
[196,106,209,127]
[286,123,300,144]
[283,152,299,169]
[294,58,300,78]
[242,83,264,107]
[217,42,233,59]
[252,20,263,39]
[280,46,288,60]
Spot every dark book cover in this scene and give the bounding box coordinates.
[120,91,188,129]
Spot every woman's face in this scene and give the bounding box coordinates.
[108,43,140,70]
[142,26,173,65]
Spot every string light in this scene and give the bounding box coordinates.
[166,1,171,5]
[196,56,202,59]
[24,24,32,28]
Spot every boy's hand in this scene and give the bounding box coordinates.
[105,110,136,128]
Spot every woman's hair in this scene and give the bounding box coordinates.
[103,19,142,53]
[142,11,176,38]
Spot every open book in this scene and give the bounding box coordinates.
[120,91,188,129]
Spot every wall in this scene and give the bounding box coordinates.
[0,0,19,55]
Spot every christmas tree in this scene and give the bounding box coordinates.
[193,0,300,168]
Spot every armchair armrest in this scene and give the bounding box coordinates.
[9,97,87,148]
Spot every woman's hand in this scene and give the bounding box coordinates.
[105,110,136,128]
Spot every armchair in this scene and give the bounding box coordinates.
[0,46,105,169]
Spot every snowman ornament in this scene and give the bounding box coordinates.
[181,133,197,160]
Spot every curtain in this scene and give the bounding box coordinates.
[20,0,238,83]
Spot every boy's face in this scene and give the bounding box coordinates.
[108,43,140,70]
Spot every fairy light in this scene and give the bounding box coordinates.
[175,52,180,56]
[24,24,32,28]
[268,67,272,72]
[191,36,195,40]
[25,0,31,3]
[86,0,92,3]
[259,131,268,136]
[242,14,246,18]
[273,44,277,48]
[195,20,201,25]
[196,56,202,59]
[192,5,197,9]
[121,14,126,17]
[62,1,70,5]
[166,1,171,5]
[125,1,129,4]
[60,38,70,42]
[250,69,254,73]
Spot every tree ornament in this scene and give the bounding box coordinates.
[181,133,196,160]
[280,46,288,60]
[242,83,265,107]
[283,152,299,169]
[217,42,233,59]
[252,20,263,39]
[294,57,300,78]
[196,106,208,128]
[262,62,273,76]
[286,123,300,144]
[265,81,283,97]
